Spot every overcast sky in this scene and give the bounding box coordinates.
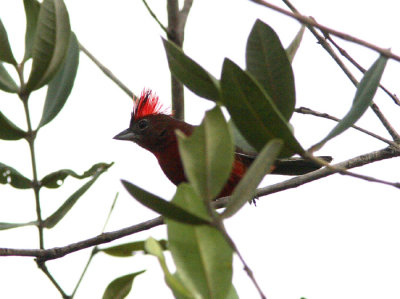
[1,0,400,298]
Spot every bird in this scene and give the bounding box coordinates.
[114,89,332,198]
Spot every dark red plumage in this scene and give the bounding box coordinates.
[114,89,331,198]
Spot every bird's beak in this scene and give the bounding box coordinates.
[113,128,136,141]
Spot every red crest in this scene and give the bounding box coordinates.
[133,89,165,120]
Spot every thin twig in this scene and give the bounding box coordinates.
[295,106,400,148]
[141,0,169,36]
[250,0,400,61]
[37,261,70,299]
[79,42,134,99]
[370,103,400,141]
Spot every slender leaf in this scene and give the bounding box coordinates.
[102,271,145,299]
[145,237,195,299]
[0,63,18,93]
[0,112,26,140]
[221,58,303,157]
[0,162,31,189]
[23,0,41,62]
[0,220,37,231]
[39,32,79,128]
[222,139,283,218]
[177,106,234,201]
[246,19,295,120]
[121,180,211,225]
[0,19,17,65]
[166,183,233,299]
[25,0,71,92]
[163,38,221,101]
[286,25,305,63]
[40,162,112,189]
[310,55,388,152]
[43,164,111,228]
[100,239,168,257]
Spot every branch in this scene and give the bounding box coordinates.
[250,0,400,62]
[2,147,399,261]
[79,42,134,99]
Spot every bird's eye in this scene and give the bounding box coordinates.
[137,119,149,130]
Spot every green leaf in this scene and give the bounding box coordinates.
[121,180,211,225]
[0,111,26,140]
[23,0,41,62]
[163,38,221,101]
[39,32,79,128]
[246,19,295,120]
[222,139,283,218]
[166,184,233,299]
[43,164,111,228]
[0,18,17,65]
[100,239,168,257]
[310,55,388,152]
[228,119,257,154]
[221,58,303,157]
[0,220,37,231]
[145,237,195,299]
[286,25,305,63]
[24,0,71,92]
[0,162,32,189]
[40,162,112,188]
[102,270,145,299]
[0,63,18,93]
[177,106,234,201]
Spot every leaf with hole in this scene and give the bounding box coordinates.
[310,55,388,152]
[246,19,295,120]
[221,58,303,157]
[163,38,221,102]
[177,106,234,201]
[102,271,145,299]
[0,162,31,189]
[24,0,71,92]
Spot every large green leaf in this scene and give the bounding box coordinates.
[163,38,221,101]
[0,112,26,140]
[222,139,283,218]
[39,32,79,128]
[0,63,18,93]
[221,58,303,157]
[121,180,211,225]
[102,271,145,299]
[100,239,168,257]
[0,162,31,189]
[311,55,388,152]
[0,18,17,65]
[24,0,71,92]
[23,0,41,62]
[43,163,112,228]
[246,20,295,120]
[145,237,195,299]
[177,106,234,201]
[166,183,233,299]
[40,162,112,188]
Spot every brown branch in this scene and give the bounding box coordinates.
[370,103,400,141]
[2,147,400,261]
[250,0,400,61]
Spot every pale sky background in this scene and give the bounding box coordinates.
[1,0,400,298]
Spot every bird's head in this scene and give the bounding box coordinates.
[113,89,179,152]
